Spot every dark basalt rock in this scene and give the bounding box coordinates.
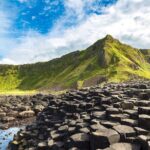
[90,129,120,149]
[113,125,136,140]
[109,142,141,150]
[138,114,150,130]
[0,94,53,129]
[69,133,90,149]
[7,80,150,150]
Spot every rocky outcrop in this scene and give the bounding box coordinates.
[8,80,150,150]
[0,94,53,129]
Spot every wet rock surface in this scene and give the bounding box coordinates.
[0,94,53,129]
[8,81,150,150]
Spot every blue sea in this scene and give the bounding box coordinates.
[0,127,22,150]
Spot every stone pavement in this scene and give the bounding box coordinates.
[8,81,150,150]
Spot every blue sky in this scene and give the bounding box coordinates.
[0,0,150,64]
[11,0,65,34]
[7,0,117,34]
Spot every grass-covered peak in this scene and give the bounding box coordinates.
[104,34,115,40]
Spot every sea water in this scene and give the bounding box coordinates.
[0,127,22,150]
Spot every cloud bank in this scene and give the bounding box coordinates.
[0,0,150,64]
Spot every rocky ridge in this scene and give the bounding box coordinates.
[8,80,150,150]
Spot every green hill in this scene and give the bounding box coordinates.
[0,35,150,92]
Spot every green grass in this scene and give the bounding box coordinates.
[0,90,36,95]
[0,89,67,96]
[0,34,149,93]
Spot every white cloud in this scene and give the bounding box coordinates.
[1,0,150,64]
[31,16,36,20]
[0,58,16,65]
[17,0,28,3]
[0,1,18,58]
[64,0,84,17]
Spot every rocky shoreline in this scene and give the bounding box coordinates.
[0,94,53,130]
[7,80,150,150]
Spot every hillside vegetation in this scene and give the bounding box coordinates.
[0,35,150,91]
[140,49,150,63]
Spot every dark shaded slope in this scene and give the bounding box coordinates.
[140,49,150,63]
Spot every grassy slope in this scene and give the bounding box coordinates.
[0,35,150,91]
[103,36,150,82]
